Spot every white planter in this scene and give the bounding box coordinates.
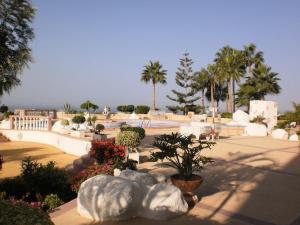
[128,152,140,164]
[92,134,107,140]
[70,130,85,138]
[113,168,121,176]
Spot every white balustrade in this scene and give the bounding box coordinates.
[10,116,51,131]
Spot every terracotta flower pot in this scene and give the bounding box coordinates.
[171,174,203,194]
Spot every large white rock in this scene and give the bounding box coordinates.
[244,123,267,136]
[233,110,250,125]
[119,169,157,187]
[289,134,299,141]
[77,175,143,222]
[138,183,188,220]
[271,129,288,140]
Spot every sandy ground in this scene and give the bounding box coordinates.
[0,141,78,178]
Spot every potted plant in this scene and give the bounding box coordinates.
[71,115,86,138]
[60,119,70,134]
[93,124,107,140]
[151,132,214,194]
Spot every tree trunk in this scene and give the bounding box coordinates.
[226,94,229,112]
[202,90,205,110]
[232,79,236,112]
[211,81,215,123]
[152,83,156,111]
[227,80,232,113]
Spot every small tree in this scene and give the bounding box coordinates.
[80,100,99,124]
[72,115,86,130]
[95,124,105,134]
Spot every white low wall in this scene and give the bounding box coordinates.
[0,129,91,157]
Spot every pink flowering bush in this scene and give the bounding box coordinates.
[70,163,113,192]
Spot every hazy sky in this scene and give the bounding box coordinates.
[2,0,300,112]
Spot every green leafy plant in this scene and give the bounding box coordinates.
[71,115,86,130]
[134,105,150,114]
[42,194,63,212]
[120,126,145,139]
[151,133,214,179]
[95,124,105,134]
[115,131,141,150]
[3,111,13,119]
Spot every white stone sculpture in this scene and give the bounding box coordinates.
[271,129,288,140]
[138,183,189,220]
[77,175,143,222]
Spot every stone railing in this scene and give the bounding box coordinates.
[9,116,52,131]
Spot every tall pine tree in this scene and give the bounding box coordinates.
[167,53,200,115]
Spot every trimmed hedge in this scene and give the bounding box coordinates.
[0,199,54,225]
[120,126,145,139]
[116,131,140,148]
[117,105,135,113]
[135,105,150,114]
[221,112,233,118]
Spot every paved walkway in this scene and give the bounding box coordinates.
[51,136,300,225]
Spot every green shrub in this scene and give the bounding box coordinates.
[0,199,54,225]
[120,126,145,139]
[0,158,75,203]
[276,120,289,129]
[116,131,140,148]
[3,111,13,119]
[135,105,150,114]
[117,105,135,113]
[0,105,8,113]
[61,119,69,126]
[221,112,233,118]
[95,124,105,134]
[42,194,63,212]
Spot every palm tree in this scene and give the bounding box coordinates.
[207,64,218,121]
[214,46,246,112]
[251,64,281,100]
[236,64,281,110]
[192,68,210,109]
[243,43,264,77]
[141,61,167,111]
